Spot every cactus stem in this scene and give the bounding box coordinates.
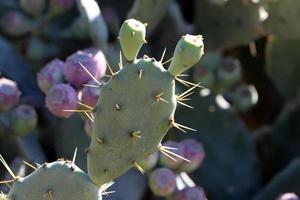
[177,100,194,109]
[43,190,53,200]
[96,137,104,144]
[22,161,37,170]
[133,161,145,174]
[155,93,169,103]
[160,48,167,63]
[168,119,197,133]
[119,51,123,70]
[78,62,103,86]
[84,112,94,122]
[0,155,16,179]
[162,57,173,65]
[159,145,191,163]
[72,147,78,165]
[77,101,94,110]
[131,131,142,139]
[138,69,143,79]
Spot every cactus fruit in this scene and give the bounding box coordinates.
[37,59,65,94]
[64,49,106,88]
[10,104,37,136]
[119,19,147,62]
[174,186,206,200]
[0,11,33,36]
[87,19,204,186]
[1,159,102,200]
[160,141,184,170]
[79,80,101,108]
[45,83,77,118]
[149,168,177,196]
[277,193,299,200]
[139,151,159,171]
[178,139,205,173]
[0,78,21,112]
[20,0,46,17]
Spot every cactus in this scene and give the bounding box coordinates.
[0,158,102,200]
[86,19,204,186]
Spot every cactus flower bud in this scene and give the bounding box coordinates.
[149,168,177,197]
[0,78,21,112]
[11,104,37,136]
[37,59,65,93]
[46,84,77,118]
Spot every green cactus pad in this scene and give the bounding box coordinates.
[119,19,146,61]
[88,58,177,186]
[5,160,101,200]
[168,34,204,77]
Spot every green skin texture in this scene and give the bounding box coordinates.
[6,161,101,200]
[88,58,177,186]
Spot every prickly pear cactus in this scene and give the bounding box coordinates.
[1,160,101,200]
[87,18,204,186]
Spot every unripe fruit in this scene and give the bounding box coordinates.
[149,168,177,197]
[37,59,65,94]
[0,78,21,112]
[46,84,77,118]
[11,104,37,136]
[178,139,205,173]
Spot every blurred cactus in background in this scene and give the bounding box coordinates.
[0,0,300,199]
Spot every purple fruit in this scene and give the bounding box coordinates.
[160,141,185,169]
[37,59,65,93]
[84,118,93,138]
[46,84,77,118]
[149,168,177,197]
[11,104,37,136]
[174,187,206,200]
[64,49,106,88]
[20,0,46,16]
[139,151,159,171]
[0,78,21,112]
[277,193,299,200]
[79,80,101,108]
[0,11,32,36]
[178,139,205,173]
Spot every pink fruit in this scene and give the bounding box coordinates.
[178,139,205,173]
[149,168,177,197]
[0,78,21,112]
[79,80,101,108]
[46,84,77,118]
[174,187,206,200]
[37,59,65,93]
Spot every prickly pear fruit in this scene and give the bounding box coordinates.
[0,78,21,112]
[0,11,33,36]
[37,59,65,94]
[139,151,159,171]
[149,168,177,196]
[20,0,46,16]
[11,104,37,136]
[4,160,102,200]
[64,50,106,88]
[168,34,204,77]
[119,19,146,61]
[87,19,204,186]
[79,80,101,108]
[178,139,205,173]
[46,83,77,118]
[174,186,206,200]
[160,141,184,169]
